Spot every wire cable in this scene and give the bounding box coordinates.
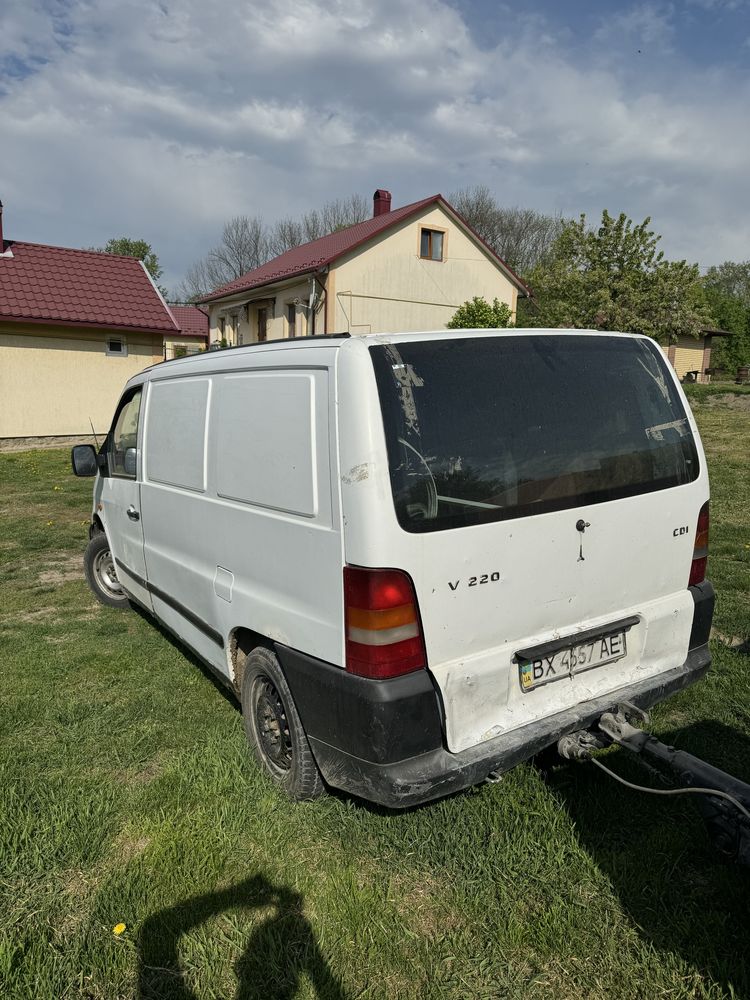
[589,757,750,822]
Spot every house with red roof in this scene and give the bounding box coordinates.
[199,189,530,345]
[165,304,209,359]
[0,200,180,438]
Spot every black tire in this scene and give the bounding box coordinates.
[241,646,325,801]
[83,533,130,609]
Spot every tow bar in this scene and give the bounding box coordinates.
[557,703,750,866]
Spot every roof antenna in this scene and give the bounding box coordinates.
[89,417,100,451]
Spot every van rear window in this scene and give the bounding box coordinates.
[370,335,699,533]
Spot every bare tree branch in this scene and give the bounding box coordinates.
[450,186,567,275]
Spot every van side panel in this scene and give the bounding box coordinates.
[139,362,343,678]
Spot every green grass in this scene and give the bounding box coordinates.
[1,396,749,1000]
[683,381,750,402]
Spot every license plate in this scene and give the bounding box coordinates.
[518,630,628,692]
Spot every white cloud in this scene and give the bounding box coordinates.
[1,0,749,289]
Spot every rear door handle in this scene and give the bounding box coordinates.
[126,505,140,521]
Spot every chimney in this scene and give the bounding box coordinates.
[0,200,3,250]
[373,189,392,217]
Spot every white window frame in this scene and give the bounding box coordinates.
[106,337,128,357]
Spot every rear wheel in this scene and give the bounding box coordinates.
[83,533,130,609]
[241,647,325,801]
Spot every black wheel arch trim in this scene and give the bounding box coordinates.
[274,644,444,766]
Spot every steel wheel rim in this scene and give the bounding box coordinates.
[93,548,123,597]
[254,677,293,774]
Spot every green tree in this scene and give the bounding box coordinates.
[98,237,167,298]
[702,262,750,372]
[519,211,712,344]
[447,296,513,329]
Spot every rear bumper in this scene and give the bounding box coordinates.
[277,581,715,809]
[308,643,710,808]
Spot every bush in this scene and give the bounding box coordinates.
[447,297,513,329]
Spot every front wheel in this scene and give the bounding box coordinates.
[83,533,130,609]
[241,647,325,801]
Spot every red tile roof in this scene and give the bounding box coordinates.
[199,195,530,303]
[0,240,179,333]
[169,304,209,338]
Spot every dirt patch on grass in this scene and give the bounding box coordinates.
[703,393,750,411]
[711,627,750,652]
[116,755,167,787]
[389,870,467,939]
[45,634,74,646]
[111,832,152,863]
[8,606,61,624]
[38,554,83,585]
[0,435,97,452]
[76,609,101,622]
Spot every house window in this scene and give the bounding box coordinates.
[287,303,296,338]
[106,337,127,357]
[219,317,226,338]
[420,228,444,262]
[257,307,268,342]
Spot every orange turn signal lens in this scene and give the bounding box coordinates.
[347,603,417,631]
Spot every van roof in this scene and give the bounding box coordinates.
[136,328,647,380]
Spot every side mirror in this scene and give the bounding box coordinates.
[124,448,137,477]
[71,444,98,477]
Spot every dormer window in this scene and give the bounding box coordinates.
[420,228,445,262]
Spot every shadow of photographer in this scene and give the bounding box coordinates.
[540,718,750,997]
[138,874,348,1000]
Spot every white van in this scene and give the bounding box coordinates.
[71,330,714,807]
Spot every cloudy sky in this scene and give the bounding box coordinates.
[1,0,749,292]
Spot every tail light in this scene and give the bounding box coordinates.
[344,566,427,679]
[689,501,710,587]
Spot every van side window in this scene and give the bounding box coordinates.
[108,388,142,479]
[145,378,209,492]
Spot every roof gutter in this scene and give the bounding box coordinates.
[0,313,176,336]
[198,266,321,304]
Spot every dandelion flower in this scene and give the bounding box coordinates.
[113,922,126,936]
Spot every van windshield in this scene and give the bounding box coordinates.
[370,334,699,533]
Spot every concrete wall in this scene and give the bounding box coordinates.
[0,323,162,437]
[331,204,518,335]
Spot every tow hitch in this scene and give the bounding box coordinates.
[558,704,750,866]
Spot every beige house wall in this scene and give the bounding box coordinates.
[672,335,706,379]
[207,278,325,346]
[0,323,162,437]
[331,204,518,335]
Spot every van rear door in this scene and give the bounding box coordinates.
[366,333,707,754]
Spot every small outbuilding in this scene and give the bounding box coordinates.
[663,328,731,382]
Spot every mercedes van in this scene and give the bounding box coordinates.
[71,330,715,807]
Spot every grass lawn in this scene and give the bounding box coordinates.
[1,393,748,1000]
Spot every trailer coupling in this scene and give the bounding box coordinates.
[557,704,750,866]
